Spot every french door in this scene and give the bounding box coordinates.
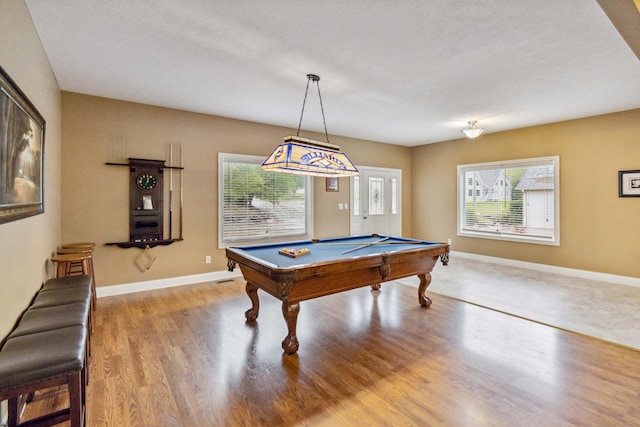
[350,166,401,236]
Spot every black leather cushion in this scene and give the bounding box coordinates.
[42,274,92,291]
[8,302,89,339]
[30,286,91,309]
[0,326,86,390]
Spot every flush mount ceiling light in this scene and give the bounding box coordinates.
[261,74,359,177]
[462,120,484,140]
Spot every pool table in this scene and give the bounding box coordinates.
[226,234,449,354]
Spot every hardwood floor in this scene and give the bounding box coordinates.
[22,278,640,426]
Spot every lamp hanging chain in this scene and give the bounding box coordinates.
[295,77,312,137]
[295,74,330,144]
[316,79,330,144]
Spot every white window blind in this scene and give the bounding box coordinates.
[457,156,559,245]
[218,153,312,247]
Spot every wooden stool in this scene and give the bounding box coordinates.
[51,253,96,311]
[56,247,95,280]
[57,247,93,276]
[60,243,96,279]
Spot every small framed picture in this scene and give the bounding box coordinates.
[326,177,339,192]
[618,170,640,197]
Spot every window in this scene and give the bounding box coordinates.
[457,156,559,245]
[218,153,313,247]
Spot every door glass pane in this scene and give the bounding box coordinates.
[390,178,397,214]
[353,176,360,216]
[369,177,385,215]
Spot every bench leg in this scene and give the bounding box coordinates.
[68,371,84,427]
[8,397,18,427]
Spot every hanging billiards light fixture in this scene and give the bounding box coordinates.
[261,74,359,177]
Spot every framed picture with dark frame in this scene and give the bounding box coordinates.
[0,65,46,224]
[326,177,339,192]
[618,170,640,197]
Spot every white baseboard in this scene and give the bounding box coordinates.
[96,269,242,298]
[452,251,640,288]
[95,252,640,298]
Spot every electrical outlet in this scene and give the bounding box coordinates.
[447,238,452,245]
[205,255,211,264]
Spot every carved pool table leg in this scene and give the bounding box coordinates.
[281,299,300,355]
[418,272,433,307]
[371,283,381,291]
[245,281,260,321]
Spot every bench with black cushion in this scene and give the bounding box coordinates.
[0,275,93,427]
[0,326,86,427]
[8,299,92,360]
[31,283,92,308]
[31,276,93,333]
[41,274,92,291]
[7,302,89,338]
[42,274,95,313]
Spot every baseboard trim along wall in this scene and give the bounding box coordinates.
[95,251,640,299]
[452,251,640,288]
[96,269,243,298]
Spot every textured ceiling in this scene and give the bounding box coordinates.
[25,0,640,146]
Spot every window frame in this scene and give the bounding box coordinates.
[457,156,560,246]
[218,152,314,248]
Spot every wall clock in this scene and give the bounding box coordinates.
[136,172,158,191]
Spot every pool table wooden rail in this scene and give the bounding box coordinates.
[227,244,447,302]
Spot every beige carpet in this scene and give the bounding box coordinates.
[398,256,640,351]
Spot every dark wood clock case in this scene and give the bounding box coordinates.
[129,159,164,243]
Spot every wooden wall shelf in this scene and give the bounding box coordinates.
[106,162,184,170]
[105,238,183,249]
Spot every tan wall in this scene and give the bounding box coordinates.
[411,109,640,278]
[61,92,412,286]
[0,1,62,337]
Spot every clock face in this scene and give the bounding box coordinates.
[136,173,158,191]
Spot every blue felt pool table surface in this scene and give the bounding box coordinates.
[227,234,441,268]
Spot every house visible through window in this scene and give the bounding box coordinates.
[218,153,313,247]
[457,156,560,245]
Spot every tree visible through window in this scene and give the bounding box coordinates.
[219,153,312,247]
[458,156,559,245]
